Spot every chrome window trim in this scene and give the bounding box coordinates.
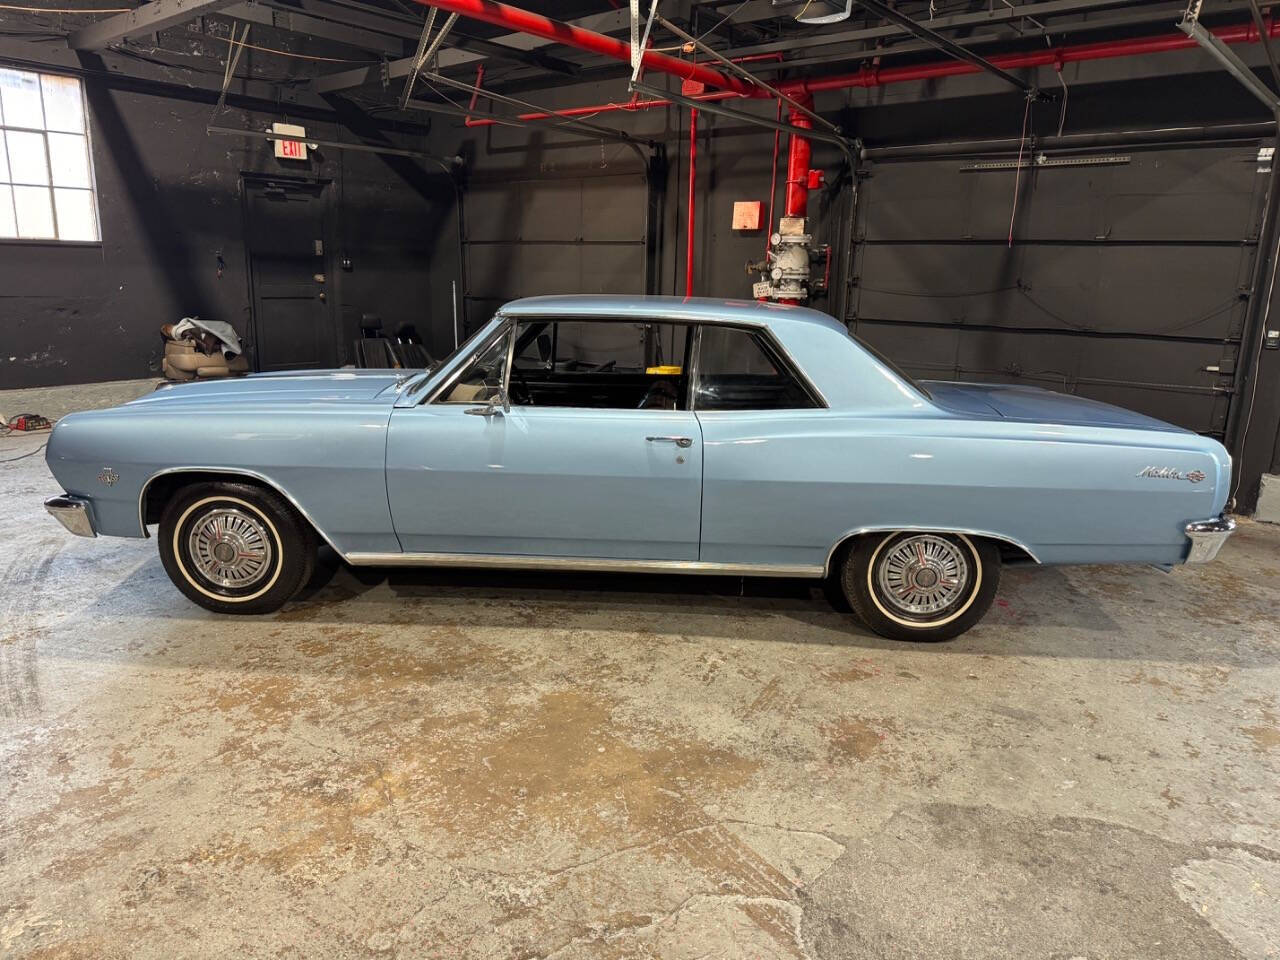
[423,319,514,406]
[823,526,1042,574]
[488,314,825,414]
[399,316,504,407]
[137,466,345,555]
[690,324,827,412]
[344,551,824,578]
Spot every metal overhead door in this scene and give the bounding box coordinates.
[460,170,653,331]
[850,144,1265,440]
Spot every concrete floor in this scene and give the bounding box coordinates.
[2,422,1279,959]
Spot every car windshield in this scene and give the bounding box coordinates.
[399,320,496,394]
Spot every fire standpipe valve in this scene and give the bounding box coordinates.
[747,216,830,303]
[748,166,826,303]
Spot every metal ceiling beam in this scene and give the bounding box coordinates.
[764,0,1226,72]
[206,123,458,161]
[222,2,409,57]
[715,0,1153,61]
[249,0,578,73]
[850,0,1041,95]
[1247,0,1280,92]
[1179,5,1280,110]
[70,0,242,49]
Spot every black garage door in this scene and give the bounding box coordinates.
[461,168,653,330]
[849,143,1267,439]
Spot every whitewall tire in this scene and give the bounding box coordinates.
[839,531,1000,642]
[158,481,315,615]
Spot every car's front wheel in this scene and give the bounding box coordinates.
[839,531,999,642]
[158,481,315,615]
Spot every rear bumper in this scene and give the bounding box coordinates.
[45,494,96,538]
[1184,514,1235,564]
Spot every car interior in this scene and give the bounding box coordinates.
[438,318,819,411]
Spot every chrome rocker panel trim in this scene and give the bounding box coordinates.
[345,552,825,578]
[45,495,96,538]
[1184,514,1236,564]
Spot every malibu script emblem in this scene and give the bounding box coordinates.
[98,467,119,487]
[1137,466,1205,483]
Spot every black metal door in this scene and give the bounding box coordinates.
[243,178,335,371]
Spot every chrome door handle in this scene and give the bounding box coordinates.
[647,435,693,448]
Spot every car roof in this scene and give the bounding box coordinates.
[500,295,848,334]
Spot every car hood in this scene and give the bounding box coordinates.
[123,369,413,408]
[923,381,1189,432]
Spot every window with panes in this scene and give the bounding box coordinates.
[0,69,99,242]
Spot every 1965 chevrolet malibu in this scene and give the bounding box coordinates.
[44,295,1235,641]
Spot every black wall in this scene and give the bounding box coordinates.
[0,50,456,388]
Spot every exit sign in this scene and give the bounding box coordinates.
[272,122,308,161]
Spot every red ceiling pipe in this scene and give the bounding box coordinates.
[685,107,698,296]
[462,56,780,128]
[411,0,755,96]
[463,90,741,127]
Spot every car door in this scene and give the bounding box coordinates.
[692,323,831,568]
[385,318,703,560]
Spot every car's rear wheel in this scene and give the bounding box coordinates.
[839,531,999,642]
[158,481,315,615]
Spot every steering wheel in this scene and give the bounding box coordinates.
[509,365,534,405]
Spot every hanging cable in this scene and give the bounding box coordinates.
[0,3,131,11]
[1007,93,1033,248]
[1055,64,1068,137]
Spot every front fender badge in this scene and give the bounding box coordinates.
[98,467,119,487]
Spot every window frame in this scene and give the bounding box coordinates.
[0,68,102,246]
[422,313,827,414]
[424,319,516,405]
[688,323,827,413]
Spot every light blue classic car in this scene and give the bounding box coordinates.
[44,295,1234,641]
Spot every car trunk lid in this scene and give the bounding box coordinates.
[923,381,1188,433]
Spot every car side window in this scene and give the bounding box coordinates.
[438,328,510,403]
[694,326,817,411]
[508,319,691,411]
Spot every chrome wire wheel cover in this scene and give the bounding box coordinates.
[875,534,971,618]
[187,507,274,590]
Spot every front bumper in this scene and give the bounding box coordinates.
[1184,514,1235,564]
[45,494,96,538]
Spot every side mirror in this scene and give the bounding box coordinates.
[465,394,507,417]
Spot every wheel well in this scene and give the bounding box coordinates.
[825,530,1038,574]
[140,471,312,534]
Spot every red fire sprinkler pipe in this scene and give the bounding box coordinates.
[457,17,1280,130]
[686,107,697,297]
[783,98,815,220]
[411,0,755,96]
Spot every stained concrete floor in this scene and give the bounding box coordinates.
[2,423,1279,959]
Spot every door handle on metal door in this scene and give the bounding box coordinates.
[646,436,693,448]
